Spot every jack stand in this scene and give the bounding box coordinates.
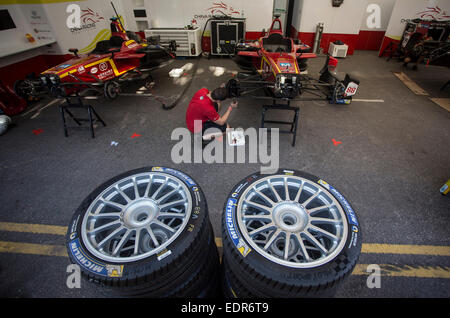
[261,99,299,147]
[59,96,106,138]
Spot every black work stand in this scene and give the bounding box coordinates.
[261,99,299,147]
[59,96,106,138]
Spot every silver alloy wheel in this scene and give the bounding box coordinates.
[81,172,192,263]
[236,175,348,268]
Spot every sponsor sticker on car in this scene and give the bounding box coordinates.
[98,69,113,80]
[99,62,108,71]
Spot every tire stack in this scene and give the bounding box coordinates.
[221,169,362,298]
[66,166,220,297]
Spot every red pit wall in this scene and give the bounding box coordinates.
[378,36,400,57]
[298,32,359,55]
[289,24,386,54]
[356,30,386,50]
[0,54,72,88]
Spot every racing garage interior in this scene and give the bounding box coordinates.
[0,0,449,305]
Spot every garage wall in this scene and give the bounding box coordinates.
[0,2,57,66]
[0,0,121,87]
[125,0,273,31]
[117,0,274,51]
[379,0,450,56]
[357,0,396,50]
[290,0,396,54]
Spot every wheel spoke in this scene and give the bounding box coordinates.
[284,233,291,260]
[134,229,141,255]
[90,212,121,219]
[294,181,304,202]
[159,199,185,211]
[309,217,340,224]
[248,223,275,237]
[101,200,125,211]
[88,219,121,235]
[158,212,185,219]
[145,226,160,247]
[308,205,333,214]
[263,228,282,250]
[151,178,168,200]
[268,181,282,202]
[308,224,338,241]
[153,220,176,233]
[97,226,125,249]
[303,231,328,254]
[284,178,290,201]
[112,229,133,256]
[115,186,131,203]
[244,200,273,213]
[254,188,275,206]
[132,178,140,199]
[156,186,180,204]
[295,233,311,262]
[242,214,272,222]
[143,175,153,198]
[302,191,320,207]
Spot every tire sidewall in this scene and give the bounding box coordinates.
[66,166,207,281]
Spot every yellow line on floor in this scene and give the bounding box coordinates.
[0,241,67,257]
[430,98,450,112]
[0,222,67,236]
[2,222,450,257]
[393,72,429,96]
[362,243,450,256]
[0,240,449,279]
[216,238,450,256]
[353,264,450,279]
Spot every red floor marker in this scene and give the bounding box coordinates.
[32,129,43,135]
[131,133,141,139]
[332,138,342,146]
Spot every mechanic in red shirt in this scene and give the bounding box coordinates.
[186,86,238,139]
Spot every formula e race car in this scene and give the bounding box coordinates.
[229,15,360,104]
[14,15,176,100]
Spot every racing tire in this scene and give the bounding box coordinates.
[14,79,34,99]
[66,166,219,297]
[104,80,120,100]
[221,169,362,298]
[0,115,11,136]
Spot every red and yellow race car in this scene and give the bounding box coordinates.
[15,17,176,100]
[230,15,359,103]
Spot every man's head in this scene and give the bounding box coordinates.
[211,87,228,101]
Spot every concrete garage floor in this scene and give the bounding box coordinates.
[0,51,449,298]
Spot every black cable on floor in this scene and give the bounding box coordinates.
[160,56,201,110]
